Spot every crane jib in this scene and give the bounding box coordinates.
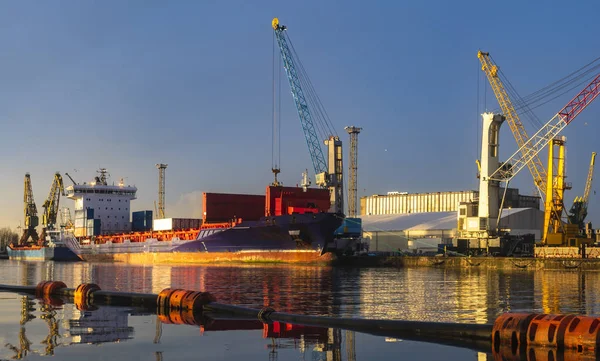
[558,73,600,124]
[273,24,329,177]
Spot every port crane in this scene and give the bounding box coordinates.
[568,152,596,231]
[272,18,344,214]
[40,172,66,241]
[477,51,565,243]
[458,69,600,250]
[18,173,40,245]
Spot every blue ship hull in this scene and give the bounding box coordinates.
[7,245,80,261]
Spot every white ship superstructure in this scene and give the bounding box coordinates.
[65,168,137,236]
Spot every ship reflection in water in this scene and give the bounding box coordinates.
[67,306,135,344]
[3,296,136,358]
[1,295,355,361]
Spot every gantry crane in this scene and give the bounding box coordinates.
[40,172,65,242]
[568,152,596,231]
[18,173,39,245]
[477,51,565,243]
[272,18,344,214]
[458,70,600,249]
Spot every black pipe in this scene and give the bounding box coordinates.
[203,303,492,342]
[0,283,492,347]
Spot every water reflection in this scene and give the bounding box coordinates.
[0,294,595,361]
[4,260,600,325]
[0,295,355,361]
[68,307,135,344]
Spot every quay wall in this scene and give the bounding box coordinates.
[382,256,600,270]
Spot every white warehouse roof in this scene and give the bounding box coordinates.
[359,208,534,232]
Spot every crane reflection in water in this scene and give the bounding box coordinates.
[1,293,596,361]
[1,295,354,361]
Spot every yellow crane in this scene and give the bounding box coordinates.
[40,172,65,241]
[477,51,564,244]
[18,173,39,245]
[543,137,574,245]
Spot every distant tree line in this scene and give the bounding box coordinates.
[0,228,18,252]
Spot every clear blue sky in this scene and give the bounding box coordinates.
[1,0,599,229]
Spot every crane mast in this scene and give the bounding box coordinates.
[19,173,39,245]
[272,17,344,214]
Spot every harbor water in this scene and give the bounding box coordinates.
[0,260,599,360]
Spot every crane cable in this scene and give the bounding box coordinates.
[487,55,600,123]
[284,32,338,140]
[272,31,281,171]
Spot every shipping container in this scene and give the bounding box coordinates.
[266,186,330,216]
[153,218,202,231]
[74,227,86,237]
[132,210,153,231]
[93,219,101,236]
[74,219,86,228]
[203,192,265,223]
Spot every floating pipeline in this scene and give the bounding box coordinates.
[2,281,600,356]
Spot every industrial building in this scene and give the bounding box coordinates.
[360,189,539,216]
[360,207,544,254]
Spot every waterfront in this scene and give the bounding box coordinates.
[1,260,600,360]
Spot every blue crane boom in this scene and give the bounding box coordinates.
[272,18,328,178]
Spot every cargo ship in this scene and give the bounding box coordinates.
[62,169,344,265]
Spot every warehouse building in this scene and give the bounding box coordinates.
[360,188,539,216]
[360,207,544,253]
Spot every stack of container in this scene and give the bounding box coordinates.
[74,208,96,237]
[132,210,153,232]
[86,218,101,236]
